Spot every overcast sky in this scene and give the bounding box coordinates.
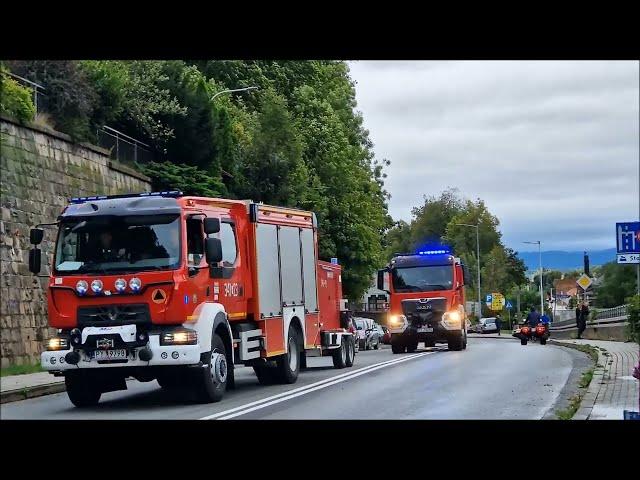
[348,61,639,252]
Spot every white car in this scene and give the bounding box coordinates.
[475,317,499,334]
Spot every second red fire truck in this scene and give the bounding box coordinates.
[28,191,355,407]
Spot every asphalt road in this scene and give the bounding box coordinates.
[1,337,582,420]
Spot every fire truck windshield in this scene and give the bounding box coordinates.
[391,265,454,293]
[54,214,181,274]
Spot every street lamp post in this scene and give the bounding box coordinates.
[211,86,259,102]
[456,223,481,318]
[524,240,544,314]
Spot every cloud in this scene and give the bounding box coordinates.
[349,61,640,251]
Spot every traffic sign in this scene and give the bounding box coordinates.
[576,274,593,290]
[617,253,640,264]
[485,294,493,306]
[616,222,640,254]
[506,300,513,309]
[491,292,505,311]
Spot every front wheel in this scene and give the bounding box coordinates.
[373,339,380,350]
[391,336,405,354]
[65,374,101,408]
[447,331,464,351]
[540,337,547,345]
[194,332,228,403]
[521,338,528,346]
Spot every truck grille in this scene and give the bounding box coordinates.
[77,304,151,327]
[402,298,447,327]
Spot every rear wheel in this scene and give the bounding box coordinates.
[540,337,547,345]
[333,338,348,369]
[521,338,528,345]
[345,336,355,367]
[275,326,301,384]
[373,339,380,350]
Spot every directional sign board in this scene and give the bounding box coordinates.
[616,222,640,254]
[506,300,513,309]
[576,274,593,290]
[491,292,505,311]
[617,253,640,264]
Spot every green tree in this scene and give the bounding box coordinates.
[594,262,638,308]
[0,66,35,122]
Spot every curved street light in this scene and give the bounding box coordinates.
[211,86,259,101]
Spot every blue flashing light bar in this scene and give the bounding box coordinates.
[417,249,451,255]
[70,191,183,204]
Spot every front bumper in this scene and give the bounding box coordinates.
[388,314,463,336]
[41,334,201,371]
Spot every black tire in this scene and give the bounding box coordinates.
[359,339,366,350]
[447,331,464,351]
[65,374,101,408]
[345,336,355,367]
[275,326,301,384]
[194,332,228,403]
[462,329,468,350]
[391,336,405,354]
[373,339,379,350]
[406,340,418,353]
[540,337,547,345]
[521,338,527,346]
[253,364,277,385]
[332,338,348,369]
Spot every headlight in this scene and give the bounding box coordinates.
[129,277,142,292]
[90,279,103,294]
[160,329,198,346]
[442,310,463,326]
[114,278,127,293]
[46,337,69,351]
[388,315,406,327]
[76,280,88,295]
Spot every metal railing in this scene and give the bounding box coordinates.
[96,125,157,167]
[5,71,48,117]
[595,304,629,320]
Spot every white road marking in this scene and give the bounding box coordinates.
[200,351,434,420]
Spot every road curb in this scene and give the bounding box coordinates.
[0,382,66,404]
[549,340,605,420]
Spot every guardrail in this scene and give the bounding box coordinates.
[6,72,48,117]
[595,304,628,320]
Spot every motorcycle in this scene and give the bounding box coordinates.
[512,322,549,345]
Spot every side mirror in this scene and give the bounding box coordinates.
[377,268,390,293]
[29,248,42,274]
[204,218,220,235]
[30,228,44,245]
[205,237,222,264]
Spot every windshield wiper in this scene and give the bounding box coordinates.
[77,262,109,275]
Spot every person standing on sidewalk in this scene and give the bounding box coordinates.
[576,302,583,339]
[578,302,589,339]
[495,314,502,335]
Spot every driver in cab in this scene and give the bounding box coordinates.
[94,231,125,262]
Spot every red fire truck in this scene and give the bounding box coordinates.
[28,191,356,407]
[377,247,471,353]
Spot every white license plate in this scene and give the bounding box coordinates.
[418,326,434,333]
[94,349,127,361]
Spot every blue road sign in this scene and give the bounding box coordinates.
[616,222,640,254]
[506,301,513,309]
[486,294,492,304]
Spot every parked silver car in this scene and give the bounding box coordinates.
[475,317,499,334]
[354,317,381,350]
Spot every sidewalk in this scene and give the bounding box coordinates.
[0,372,65,404]
[552,339,639,420]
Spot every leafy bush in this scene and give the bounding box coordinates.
[141,161,226,198]
[625,294,640,344]
[0,69,35,122]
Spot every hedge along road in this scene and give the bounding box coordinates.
[1,338,582,419]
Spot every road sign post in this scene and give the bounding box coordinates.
[616,222,640,295]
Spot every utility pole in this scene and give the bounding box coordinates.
[525,240,543,314]
[456,223,481,318]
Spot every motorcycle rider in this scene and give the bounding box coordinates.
[525,306,541,328]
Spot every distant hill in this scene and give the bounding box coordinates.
[516,248,617,272]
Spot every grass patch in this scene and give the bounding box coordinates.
[0,363,44,377]
[578,369,594,389]
[556,394,584,420]
[550,341,599,363]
